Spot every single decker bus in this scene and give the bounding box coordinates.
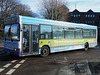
[4,15,97,56]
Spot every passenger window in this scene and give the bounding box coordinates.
[91,29,96,38]
[40,25,52,39]
[53,26,64,39]
[65,28,75,39]
[83,29,90,38]
[75,28,82,39]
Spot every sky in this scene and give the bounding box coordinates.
[20,0,100,13]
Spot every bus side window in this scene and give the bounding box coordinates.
[65,27,74,39]
[40,25,52,39]
[75,28,82,39]
[53,26,64,39]
[83,29,91,38]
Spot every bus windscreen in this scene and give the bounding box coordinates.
[4,24,20,41]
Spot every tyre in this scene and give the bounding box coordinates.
[84,43,89,51]
[41,46,49,57]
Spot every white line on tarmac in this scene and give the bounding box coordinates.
[0,68,5,72]
[13,64,21,69]
[4,59,27,74]
[6,69,16,75]
[11,60,17,63]
[19,60,26,64]
[3,64,11,68]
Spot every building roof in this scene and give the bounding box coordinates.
[73,9,79,12]
[71,9,100,14]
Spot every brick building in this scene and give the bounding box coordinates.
[68,9,100,27]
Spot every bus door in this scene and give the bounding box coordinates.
[32,25,39,53]
[22,25,39,54]
[23,25,30,54]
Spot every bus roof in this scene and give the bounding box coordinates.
[20,15,97,29]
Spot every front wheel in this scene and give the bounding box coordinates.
[41,46,49,57]
[84,43,89,51]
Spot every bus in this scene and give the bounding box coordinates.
[4,15,97,57]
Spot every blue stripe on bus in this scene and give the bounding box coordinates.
[39,43,97,54]
[50,45,84,53]
[89,43,97,48]
[39,49,41,54]
[21,16,97,29]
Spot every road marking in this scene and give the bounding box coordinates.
[2,59,27,74]
[13,64,21,69]
[11,60,17,63]
[0,68,5,72]
[19,60,26,63]
[3,64,11,68]
[6,69,16,75]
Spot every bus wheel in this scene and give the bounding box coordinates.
[41,46,49,57]
[85,43,89,51]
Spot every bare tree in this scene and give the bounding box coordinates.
[13,4,35,17]
[38,0,69,21]
[0,0,19,26]
[0,0,35,27]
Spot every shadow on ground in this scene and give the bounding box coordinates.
[0,47,21,61]
[49,61,100,75]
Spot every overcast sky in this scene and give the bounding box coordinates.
[20,0,100,13]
